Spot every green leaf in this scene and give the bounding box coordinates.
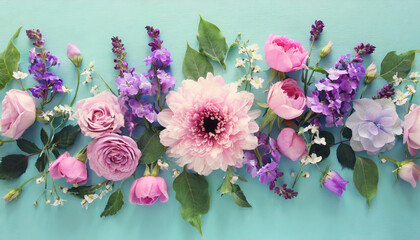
[308,66,327,74]
[182,43,213,81]
[16,139,40,154]
[219,176,233,195]
[53,125,80,149]
[100,189,124,218]
[197,15,228,69]
[67,185,100,199]
[173,167,210,236]
[0,154,28,180]
[35,153,48,172]
[231,184,252,208]
[52,149,60,159]
[40,128,48,145]
[228,42,238,52]
[254,100,269,109]
[342,127,352,139]
[337,143,356,169]
[137,127,165,164]
[0,26,22,90]
[380,50,418,82]
[353,156,379,207]
[309,143,330,161]
[261,108,277,130]
[319,131,335,147]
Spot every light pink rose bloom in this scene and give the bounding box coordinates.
[399,162,420,188]
[50,152,88,185]
[267,78,306,120]
[1,89,36,139]
[129,176,169,205]
[403,104,420,156]
[264,34,308,72]
[277,128,306,161]
[73,91,125,138]
[87,133,141,181]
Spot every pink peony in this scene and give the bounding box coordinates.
[264,34,308,72]
[129,176,168,205]
[87,133,141,181]
[277,128,306,161]
[399,162,420,188]
[49,152,88,185]
[1,89,36,139]
[267,78,306,120]
[73,90,125,138]
[158,73,259,175]
[403,104,420,156]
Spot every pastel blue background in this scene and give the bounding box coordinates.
[0,1,419,239]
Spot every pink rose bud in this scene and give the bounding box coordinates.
[277,128,306,161]
[399,162,420,188]
[403,104,420,156]
[264,34,308,73]
[49,152,88,185]
[129,176,169,205]
[1,89,36,139]
[67,43,83,67]
[320,41,333,58]
[365,62,377,84]
[267,78,306,120]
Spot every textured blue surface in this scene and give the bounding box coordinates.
[0,1,419,239]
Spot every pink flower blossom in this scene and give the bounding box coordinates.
[277,128,306,161]
[158,73,259,175]
[50,152,88,185]
[399,162,420,188]
[129,176,168,205]
[403,104,420,156]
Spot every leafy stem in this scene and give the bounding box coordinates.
[70,66,81,107]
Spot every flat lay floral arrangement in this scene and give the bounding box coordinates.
[0,16,419,235]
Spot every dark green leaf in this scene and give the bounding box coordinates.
[67,185,100,199]
[228,42,238,52]
[380,50,418,82]
[35,153,48,172]
[54,125,80,148]
[261,108,277,130]
[319,131,335,147]
[173,167,210,236]
[182,43,214,81]
[353,156,379,207]
[309,144,330,161]
[254,100,269,109]
[52,149,60,159]
[100,189,124,218]
[197,15,228,69]
[342,127,352,139]
[40,128,48,145]
[16,139,40,154]
[309,66,327,74]
[237,175,248,182]
[219,176,233,195]
[231,184,252,208]
[0,154,28,180]
[337,143,356,169]
[137,127,165,164]
[0,26,22,90]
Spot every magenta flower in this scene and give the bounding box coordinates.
[129,176,169,205]
[49,152,88,185]
[322,171,349,197]
[158,73,259,175]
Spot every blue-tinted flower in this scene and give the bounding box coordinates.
[257,162,278,185]
[346,98,402,155]
[322,171,349,197]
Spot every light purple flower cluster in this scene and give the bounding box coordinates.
[354,43,376,55]
[243,134,297,199]
[307,54,366,127]
[310,20,324,41]
[26,29,64,99]
[373,83,395,99]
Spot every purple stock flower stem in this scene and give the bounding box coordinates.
[70,66,80,107]
[92,70,117,96]
[303,39,315,96]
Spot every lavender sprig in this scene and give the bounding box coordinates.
[310,20,325,41]
[373,84,395,99]
[354,43,376,55]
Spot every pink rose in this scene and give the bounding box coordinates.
[264,34,308,72]
[73,91,125,138]
[1,89,36,139]
[277,128,306,161]
[50,152,88,185]
[129,176,168,205]
[399,162,420,188]
[87,133,141,181]
[67,43,83,67]
[403,104,420,156]
[267,78,306,120]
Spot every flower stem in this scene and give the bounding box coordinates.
[19,171,48,189]
[93,70,117,96]
[70,66,81,107]
[359,84,369,99]
[292,162,305,189]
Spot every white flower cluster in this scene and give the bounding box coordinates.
[12,71,28,80]
[235,41,265,89]
[90,85,100,95]
[393,72,417,106]
[298,124,325,165]
[54,104,73,119]
[81,61,95,84]
[81,183,112,210]
[157,159,169,170]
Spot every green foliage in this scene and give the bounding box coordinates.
[35,153,48,172]
[0,154,28,180]
[0,26,22,90]
[231,184,252,208]
[137,127,165,164]
[380,50,418,82]
[309,131,335,160]
[182,43,213,80]
[67,185,101,199]
[308,66,327,74]
[100,189,124,218]
[353,156,379,207]
[53,125,80,148]
[40,128,48,145]
[16,139,40,154]
[337,143,356,169]
[342,127,352,139]
[261,108,277,130]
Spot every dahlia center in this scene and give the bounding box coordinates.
[197,109,226,139]
[203,117,219,133]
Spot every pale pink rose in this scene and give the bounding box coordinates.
[129,176,168,205]
[1,89,36,139]
[264,34,308,72]
[277,128,306,161]
[158,73,259,175]
[73,91,125,138]
[50,152,88,185]
[267,78,306,120]
[399,162,420,188]
[87,133,141,181]
[403,104,420,156]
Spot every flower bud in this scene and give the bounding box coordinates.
[3,187,22,202]
[365,62,377,84]
[398,162,420,188]
[0,140,4,147]
[320,41,333,58]
[67,43,83,67]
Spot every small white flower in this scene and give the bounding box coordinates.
[238,46,247,54]
[45,200,51,205]
[251,52,263,61]
[304,124,319,134]
[406,85,416,94]
[89,61,95,68]
[157,159,169,171]
[99,190,109,199]
[12,71,28,80]
[393,90,409,106]
[393,72,403,86]
[84,194,99,204]
[39,111,54,122]
[409,72,419,80]
[230,176,239,184]
[235,58,246,68]
[61,85,72,93]
[301,153,322,165]
[36,176,45,184]
[172,169,180,178]
[290,172,295,177]
[234,80,242,88]
[62,187,68,194]
[298,127,305,135]
[246,44,259,53]
[250,77,264,89]
[381,158,387,164]
[51,198,66,206]
[253,65,261,73]
[81,199,88,210]
[81,69,93,84]
[105,184,113,191]
[313,136,326,145]
[90,85,100,95]
[302,172,310,178]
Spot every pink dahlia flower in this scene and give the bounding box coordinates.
[158,73,259,175]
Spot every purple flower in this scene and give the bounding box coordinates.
[128,99,158,123]
[354,43,376,55]
[111,36,129,77]
[310,20,324,41]
[116,72,151,96]
[156,70,176,93]
[275,184,298,199]
[257,162,278,185]
[125,112,137,136]
[373,84,395,99]
[322,171,349,197]
[269,138,281,162]
[145,47,173,68]
[243,151,258,178]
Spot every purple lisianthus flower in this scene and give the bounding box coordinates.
[322,171,349,197]
[257,162,278,185]
[244,151,258,178]
[128,99,158,123]
[346,98,402,155]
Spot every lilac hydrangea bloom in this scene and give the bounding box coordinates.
[322,171,349,197]
[346,98,402,155]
